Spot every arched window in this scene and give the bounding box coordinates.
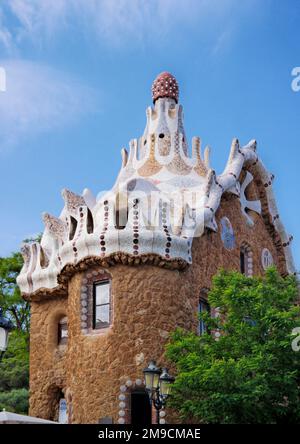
[198,289,210,335]
[86,209,94,234]
[240,243,253,277]
[58,316,68,345]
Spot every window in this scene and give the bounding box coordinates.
[198,298,210,335]
[240,249,246,274]
[80,269,112,333]
[58,316,68,345]
[93,280,111,329]
[240,243,253,277]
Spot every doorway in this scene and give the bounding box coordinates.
[131,389,152,425]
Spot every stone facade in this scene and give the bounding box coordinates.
[20,73,294,424]
[28,190,285,424]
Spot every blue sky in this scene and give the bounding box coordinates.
[0,0,299,270]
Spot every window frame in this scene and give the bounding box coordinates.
[240,243,253,277]
[92,279,111,330]
[198,297,210,335]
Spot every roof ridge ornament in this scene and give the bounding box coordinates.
[152,72,179,103]
[42,212,67,240]
[61,188,86,214]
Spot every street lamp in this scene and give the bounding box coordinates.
[0,308,13,361]
[159,368,175,398]
[143,360,175,424]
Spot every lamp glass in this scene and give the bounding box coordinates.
[152,372,160,390]
[159,368,175,398]
[144,371,154,392]
[143,361,161,392]
[160,379,172,397]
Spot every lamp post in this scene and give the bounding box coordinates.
[143,360,175,424]
[0,308,13,362]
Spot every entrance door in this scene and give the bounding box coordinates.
[131,389,152,425]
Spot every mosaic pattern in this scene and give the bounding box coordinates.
[132,199,139,256]
[239,171,261,226]
[17,74,296,296]
[261,248,274,270]
[100,200,109,257]
[42,213,67,241]
[161,202,172,259]
[152,72,179,103]
[62,189,85,215]
[220,217,236,250]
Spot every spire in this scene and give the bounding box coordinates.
[151,72,179,103]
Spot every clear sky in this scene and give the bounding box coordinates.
[0,0,299,271]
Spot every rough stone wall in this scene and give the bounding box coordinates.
[65,266,196,423]
[191,192,283,292]
[28,192,285,423]
[29,296,68,420]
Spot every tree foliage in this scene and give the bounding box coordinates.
[0,248,31,414]
[166,268,300,424]
[0,388,29,415]
[0,252,29,334]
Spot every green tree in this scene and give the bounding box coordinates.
[166,268,300,424]
[0,252,29,334]
[0,330,29,414]
[0,238,43,414]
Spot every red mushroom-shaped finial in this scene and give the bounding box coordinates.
[151,72,179,104]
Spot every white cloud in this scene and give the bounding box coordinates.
[0,60,98,150]
[0,7,13,50]
[0,0,263,51]
[211,29,233,57]
[0,1,263,150]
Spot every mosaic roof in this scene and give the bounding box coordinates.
[17,74,295,296]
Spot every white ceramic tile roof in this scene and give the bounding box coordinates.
[17,75,295,296]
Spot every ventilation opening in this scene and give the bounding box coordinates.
[159,133,165,139]
[87,209,94,234]
[131,389,152,425]
[40,247,49,269]
[58,316,68,346]
[115,209,128,230]
[69,217,77,241]
[115,192,128,230]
